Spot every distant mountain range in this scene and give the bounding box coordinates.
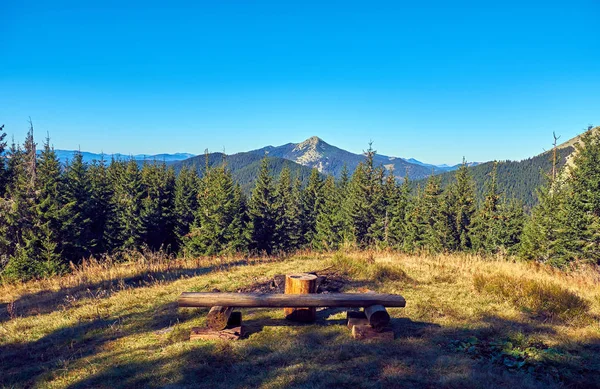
[247,136,474,181]
[49,150,195,164]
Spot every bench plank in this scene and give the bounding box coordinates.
[178,292,406,308]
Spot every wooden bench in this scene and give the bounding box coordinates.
[178,291,406,341]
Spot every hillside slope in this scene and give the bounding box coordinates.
[172,152,315,193]
[1,251,599,388]
[428,147,574,208]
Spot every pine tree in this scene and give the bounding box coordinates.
[104,159,126,252]
[107,159,144,252]
[497,198,525,254]
[174,166,199,251]
[140,162,176,251]
[34,135,66,273]
[388,174,411,249]
[3,123,43,280]
[186,163,247,255]
[403,184,426,252]
[248,157,278,254]
[346,144,385,247]
[314,175,346,250]
[301,168,324,246]
[61,151,93,262]
[420,174,446,252]
[274,166,302,252]
[87,156,113,255]
[0,125,10,263]
[0,124,7,197]
[471,162,503,254]
[444,159,477,251]
[559,127,600,263]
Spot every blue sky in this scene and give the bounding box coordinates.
[1,1,598,165]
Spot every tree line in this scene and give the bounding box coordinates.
[0,124,598,282]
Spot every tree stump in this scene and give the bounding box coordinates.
[284,273,317,322]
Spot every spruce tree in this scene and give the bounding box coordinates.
[248,157,278,254]
[120,159,145,251]
[388,174,411,249]
[314,175,346,250]
[420,174,446,252]
[445,159,476,251]
[174,166,199,251]
[140,162,176,251]
[471,162,504,254]
[403,184,426,252]
[0,124,7,197]
[61,151,93,262]
[186,163,247,255]
[3,124,42,280]
[104,159,126,252]
[34,135,66,273]
[559,127,600,263]
[87,156,113,255]
[301,168,324,246]
[346,144,385,247]
[274,166,302,252]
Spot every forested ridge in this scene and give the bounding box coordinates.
[1,123,599,282]
[417,146,574,209]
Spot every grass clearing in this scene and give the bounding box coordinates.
[1,251,599,388]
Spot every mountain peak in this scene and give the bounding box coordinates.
[297,136,323,148]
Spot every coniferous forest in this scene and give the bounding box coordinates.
[1,123,599,282]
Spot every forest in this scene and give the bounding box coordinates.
[1,123,599,282]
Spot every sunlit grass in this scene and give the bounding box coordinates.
[1,250,599,388]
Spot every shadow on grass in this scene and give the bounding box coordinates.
[2,294,597,389]
[61,311,599,389]
[0,260,250,323]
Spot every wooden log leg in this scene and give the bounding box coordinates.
[206,306,234,330]
[364,305,390,331]
[284,273,317,322]
[190,311,245,341]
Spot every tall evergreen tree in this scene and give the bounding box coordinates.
[174,166,199,251]
[248,157,278,254]
[61,151,93,262]
[0,125,7,197]
[445,160,477,251]
[301,168,324,246]
[34,135,66,273]
[388,174,411,249]
[559,128,600,263]
[471,162,504,253]
[186,163,247,255]
[420,174,446,252]
[3,123,42,280]
[87,156,113,255]
[274,166,302,251]
[314,175,345,250]
[140,162,176,251]
[346,144,385,247]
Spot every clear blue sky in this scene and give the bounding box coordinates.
[1,1,598,165]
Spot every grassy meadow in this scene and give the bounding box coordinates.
[1,251,599,389]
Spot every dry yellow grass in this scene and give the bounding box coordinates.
[1,250,599,388]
